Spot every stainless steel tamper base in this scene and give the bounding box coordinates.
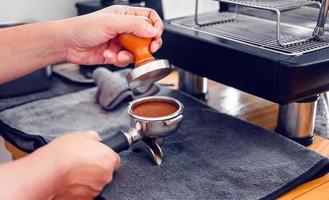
[127,59,172,94]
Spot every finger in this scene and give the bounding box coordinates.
[104,39,131,66]
[65,131,101,141]
[126,7,162,27]
[81,131,101,141]
[126,7,164,38]
[69,185,100,199]
[102,6,163,38]
[103,50,129,67]
[103,40,122,64]
[107,38,122,53]
[103,50,116,63]
[108,15,158,38]
[99,144,121,172]
[150,37,163,53]
[113,153,121,171]
[117,51,134,65]
[102,151,121,180]
[104,5,162,28]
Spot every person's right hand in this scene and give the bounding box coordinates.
[60,5,164,67]
[42,131,120,199]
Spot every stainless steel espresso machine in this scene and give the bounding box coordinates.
[158,0,329,146]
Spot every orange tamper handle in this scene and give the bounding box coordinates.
[117,20,155,67]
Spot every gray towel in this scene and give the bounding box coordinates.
[93,68,159,110]
[0,77,90,112]
[101,108,329,200]
[0,87,329,199]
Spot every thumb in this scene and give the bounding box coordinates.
[108,15,158,38]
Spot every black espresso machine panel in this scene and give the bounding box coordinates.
[158,0,329,105]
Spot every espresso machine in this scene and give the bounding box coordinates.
[158,0,329,145]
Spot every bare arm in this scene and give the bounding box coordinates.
[0,144,63,200]
[0,22,66,84]
[0,5,163,84]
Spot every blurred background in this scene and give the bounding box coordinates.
[0,0,218,21]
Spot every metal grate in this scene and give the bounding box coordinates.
[194,0,321,46]
[171,12,329,55]
[217,0,317,11]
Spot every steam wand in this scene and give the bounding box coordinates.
[313,0,329,40]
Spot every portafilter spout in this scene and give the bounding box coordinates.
[313,0,329,40]
[101,96,184,164]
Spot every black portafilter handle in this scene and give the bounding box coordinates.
[102,131,131,153]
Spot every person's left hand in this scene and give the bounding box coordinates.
[60,5,164,67]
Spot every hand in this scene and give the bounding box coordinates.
[0,131,119,200]
[61,5,164,67]
[43,131,120,199]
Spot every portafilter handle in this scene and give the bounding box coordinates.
[102,131,131,152]
[102,131,165,165]
[313,0,329,39]
[102,128,142,153]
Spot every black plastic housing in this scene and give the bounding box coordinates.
[158,21,329,104]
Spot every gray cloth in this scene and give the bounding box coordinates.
[0,87,329,199]
[0,87,129,142]
[0,76,91,111]
[93,68,159,110]
[100,108,329,200]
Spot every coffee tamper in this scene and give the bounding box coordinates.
[117,22,172,94]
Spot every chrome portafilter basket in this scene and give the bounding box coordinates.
[102,96,184,165]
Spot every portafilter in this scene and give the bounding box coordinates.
[102,96,184,165]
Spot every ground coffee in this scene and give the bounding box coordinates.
[132,100,178,118]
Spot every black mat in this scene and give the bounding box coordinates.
[0,79,329,199]
[99,107,329,200]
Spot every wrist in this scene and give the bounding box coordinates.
[0,146,68,200]
[27,146,69,199]
[45,20,71,63]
